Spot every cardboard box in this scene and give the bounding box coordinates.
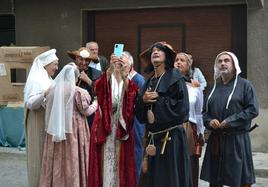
[0,46,49,105]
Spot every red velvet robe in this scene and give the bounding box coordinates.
[88,73,138,187]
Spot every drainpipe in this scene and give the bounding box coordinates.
[10,0,15,14]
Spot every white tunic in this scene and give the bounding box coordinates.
[103,74,124,187]
[186,84,204,135]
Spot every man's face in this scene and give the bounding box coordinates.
[216,54,235,76]
[45,60,59,77]
[75,56,89,71]
[150,47,166,68]
[87,43,99,58]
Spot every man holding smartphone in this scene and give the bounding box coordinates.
[89,50,138,187]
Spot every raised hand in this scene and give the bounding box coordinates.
[79,71,92,86]
[143,89,159,103]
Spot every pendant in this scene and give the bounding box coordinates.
[146,144,156,156]
[147,109,155,124]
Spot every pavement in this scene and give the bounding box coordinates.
[0,146,267,187]
[0,147,27,187]
[198,151,268,187]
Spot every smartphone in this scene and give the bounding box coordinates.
[114,44,124,57]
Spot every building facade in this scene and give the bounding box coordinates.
[1,0,267,152]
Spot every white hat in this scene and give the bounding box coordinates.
[206,51,242,110]
[24,49,59,105]
[36,49,58,67]
[213,51,241,80]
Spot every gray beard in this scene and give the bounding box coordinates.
[219,69,229,76]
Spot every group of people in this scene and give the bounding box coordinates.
[24,41,259,187]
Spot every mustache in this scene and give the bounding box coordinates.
[219,66,228,70]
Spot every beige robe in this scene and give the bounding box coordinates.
[26,107,46,187]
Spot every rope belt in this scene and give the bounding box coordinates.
[148,125,180,137]
[147,125,180,155]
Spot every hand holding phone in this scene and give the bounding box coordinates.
[114,44,124,57]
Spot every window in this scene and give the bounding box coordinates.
[10,68,26,85]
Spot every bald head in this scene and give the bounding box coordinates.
[86,41,99,57]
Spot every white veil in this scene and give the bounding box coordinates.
[24,49,58,103]
[46,63,79,142]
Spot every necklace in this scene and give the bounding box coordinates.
[145,72,165,156]
[147,71,165,125]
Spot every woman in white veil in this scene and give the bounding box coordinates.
[39,63,98,187]
[24,49,59,187]
[45,63,77,142]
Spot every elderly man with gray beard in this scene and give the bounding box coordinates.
[200,51,259,187]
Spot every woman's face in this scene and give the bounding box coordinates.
[150,47,166,68]
[174,53,189,75]
[45,60,59,77]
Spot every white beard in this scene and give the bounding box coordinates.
[219,69,229,76]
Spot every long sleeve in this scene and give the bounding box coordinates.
[25,92,45,110]
[153,79,189,126]
[224,81,259,128]
[75,88,98,116]
[135,94,147,124]
[134,82,148,124]
[193,68,207,90]
[195,88,204,135]
[202,91,214,131]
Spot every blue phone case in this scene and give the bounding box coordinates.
[114,44,124,57]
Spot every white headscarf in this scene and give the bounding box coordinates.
[45,63,79,142]
[24,49,58,103]
[206,51,241,110]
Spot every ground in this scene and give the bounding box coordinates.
[0,146,267,187]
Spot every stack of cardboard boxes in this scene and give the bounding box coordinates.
[0,46,49,105]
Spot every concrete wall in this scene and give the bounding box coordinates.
[14,1,82,68]
[248,2,268,152]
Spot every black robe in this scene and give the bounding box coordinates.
[135,68,192,187]
[200,76,259,186]
[78,67,102,98]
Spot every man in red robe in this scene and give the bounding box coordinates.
[88,52,138,187]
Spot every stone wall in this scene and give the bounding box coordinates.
[248,2,268,152]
